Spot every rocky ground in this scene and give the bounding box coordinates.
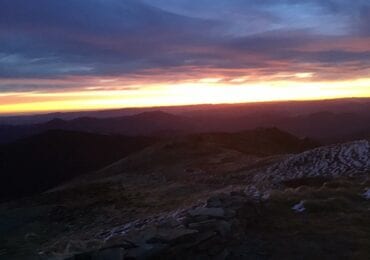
[53,176,370,259]
[1,139,370,259]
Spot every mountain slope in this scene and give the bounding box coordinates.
[191,128,318,156]
[93,128,317,180]
[255,140,370,189]
[0,130,156,200]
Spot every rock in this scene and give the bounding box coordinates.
[157,217,181,228]
[363,188,370,199]
[188,207,225,218]
[224,209,236,219]
[213,249,230,260]
[215,220,232,237]
[72,252,93,260]
[244,185,263,200]
[230,191,245,197]
[206,196,223,208]
[125,243,167,259]
[92,247,125,260]
[292,201,306,213]
[70,247,125,260]
[183,215,210,226]
[104,236,135,249]
[24,232,39,241]
[187,230,217,247]
[188,219,231,237]
[188,219,219,230]
[146,227,198,244]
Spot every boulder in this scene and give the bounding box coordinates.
[188,207,225,218]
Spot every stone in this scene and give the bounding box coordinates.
[214,220,232,237]
[188,207,225,218]
[230,191,245,197]
[187,219,231,236]
[104,236,135,249]
[183,215,210,226]
[188,219,219,230]
[24,232,39,241]
[213,249,230,260]
[72,252,93,260]
[125,243,167,259]
[72,247,126,260]
[206,196,223,208]
[92,247,125,260]
[146,227,198,244]
[224,209,237,219]
[292,201,306,213]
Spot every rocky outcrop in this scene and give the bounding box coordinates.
[61,191,258,260]
[255,140,370,187]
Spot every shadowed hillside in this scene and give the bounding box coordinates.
[0,130,156,200]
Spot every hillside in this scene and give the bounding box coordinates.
[0,128,320,258]
[254,140,370,190]
[0,130,156,200]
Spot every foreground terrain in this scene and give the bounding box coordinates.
[0,128,369,259]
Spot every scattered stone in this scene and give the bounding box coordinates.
[66,191,253,259]
[214,220,232,237]
[188,207,225,218]
[92,247,125,260]
[230,191,245,197]
[244,185,262,200]
[224,208,236,219]
[214,249,230,260]
[146,227,198,244]
[125,243,167,259]
[189,231,218,246]
[187,219,231,237]
[363,188,370,199]
[104,235,135,249]
[292,201,306,213]
[157,217,181,228]
[24,232,39,241]
[206,196,223,208]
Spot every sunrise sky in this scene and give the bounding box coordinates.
[1,0,370,115]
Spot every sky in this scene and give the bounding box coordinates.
[1,0,370,114]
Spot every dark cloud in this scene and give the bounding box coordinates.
[0,0,369,92]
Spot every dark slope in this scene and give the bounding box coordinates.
[0,130,156,200]
[188,127,319,156]
[275,111,370,142]
[93,127,319,183]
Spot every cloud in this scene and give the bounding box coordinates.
[0,0,369,92]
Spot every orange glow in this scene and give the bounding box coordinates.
[1,77,370,115]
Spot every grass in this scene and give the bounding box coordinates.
[238,176,370,259]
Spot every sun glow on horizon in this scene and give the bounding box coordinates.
[1,77,370,115]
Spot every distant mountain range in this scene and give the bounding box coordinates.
[2,98,370,125]
[1,109,370,144]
